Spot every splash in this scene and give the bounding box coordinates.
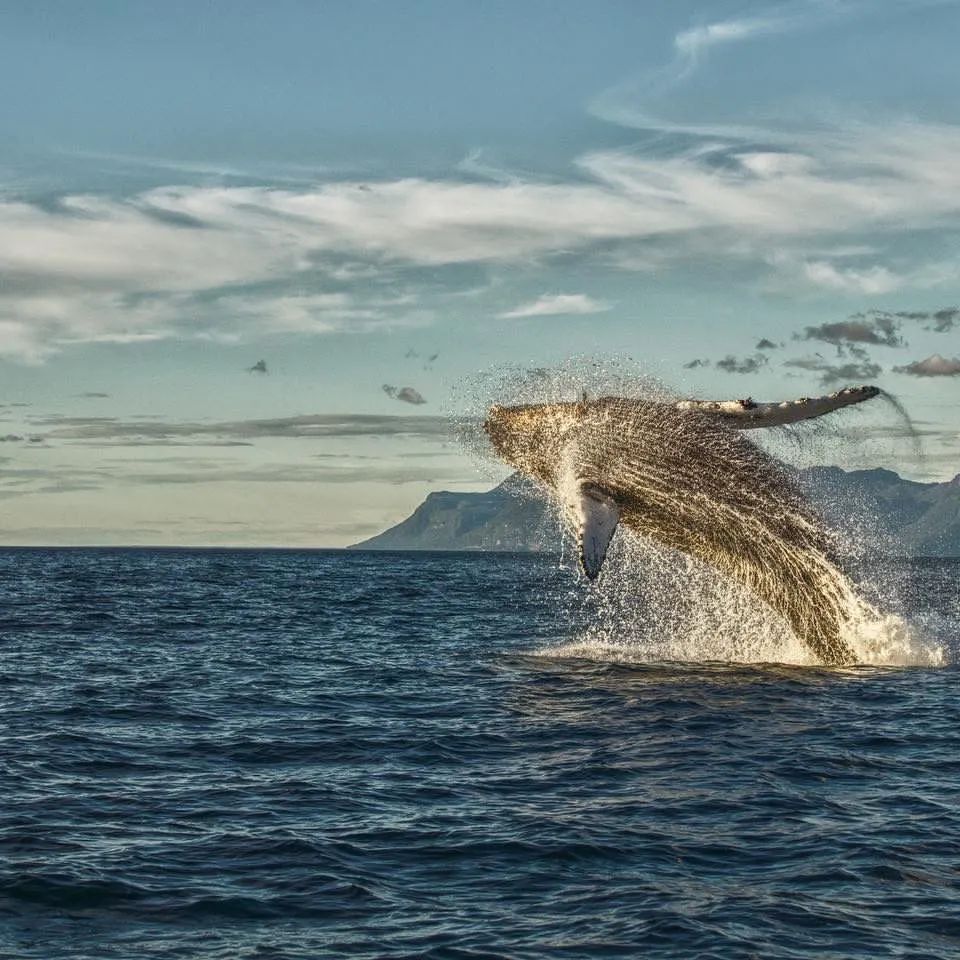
[878,389,925,468]
[538,536,944,668]
[461,360,945,668]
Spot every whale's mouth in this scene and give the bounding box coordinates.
[482,400,577,471]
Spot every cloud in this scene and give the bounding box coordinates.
[673,14,797,62]
[685,352,774,373]
[755,338,779,350]
[0,453,472,498]
[931,308,960,332]
[800,260,905,295]
[831,422,960,443]
[73,440,256,449]
[893,354,960,377]
[34,412,451,443]
[8,111,960,359]
[589,3,960,152]
[123,461,464,487]
[499,294,610,319]
[580,4,960,308]
[866,306,959,333]
[591,0,960,136]
[219,292,426,337]
[382,385,427,405]
[715,354,769,374]
[0,193,286,291]
[592,3,842,131]
[405,348,439,369]
[0,219,428,361]
[778,256,960,297]
[797,316,904,354]
[784,357,883,386]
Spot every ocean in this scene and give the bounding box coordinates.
[1,547,959,959]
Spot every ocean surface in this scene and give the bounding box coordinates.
[1,547,959,959]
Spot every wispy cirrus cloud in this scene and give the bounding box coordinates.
[580,0,960,318]
[9,110,960,361]
[499,293,610,319]
[590,2,849,134]
[674,13,798,61]
[590,0,960,135]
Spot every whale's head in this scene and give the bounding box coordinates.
[483,400,583,480]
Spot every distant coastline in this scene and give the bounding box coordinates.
[352,467,960,558]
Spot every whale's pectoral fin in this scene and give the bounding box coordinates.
[576,483,620,580]
[675,385,880,429]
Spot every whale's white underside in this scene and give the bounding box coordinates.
[575,484,620,580]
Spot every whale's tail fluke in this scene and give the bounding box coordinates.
[675,385,880,429]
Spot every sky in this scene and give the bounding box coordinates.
[1,0,959,546]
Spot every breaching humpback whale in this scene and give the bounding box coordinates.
[483,385,880,665]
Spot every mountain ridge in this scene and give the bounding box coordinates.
[352,467,960,557]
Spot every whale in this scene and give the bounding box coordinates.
[483,385,881,665]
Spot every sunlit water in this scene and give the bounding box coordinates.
[1,548,959,959]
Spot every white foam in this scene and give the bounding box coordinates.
[535,537,947,668]
[845,611,945,667]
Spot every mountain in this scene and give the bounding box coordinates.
[354,474,559,553]
[797,467,960,556]
[352,468,960,557]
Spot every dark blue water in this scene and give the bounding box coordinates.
[1,548,959,959]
